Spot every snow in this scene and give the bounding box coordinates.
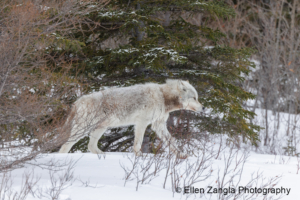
[249,59,260,72]
[99,10,139,19]
[40,5,51,11]
[4,147,299,200]
[192,2,208,6]
[249,108,300,155]
[29,88,35,93]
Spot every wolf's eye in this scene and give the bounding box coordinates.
[183,89,186,92]
[193,97,196,100]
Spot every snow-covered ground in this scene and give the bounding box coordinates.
[248,108,300,155]
[5,148,299,200]
[4,106,300,200]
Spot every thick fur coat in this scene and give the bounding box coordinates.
[59,79,203,157]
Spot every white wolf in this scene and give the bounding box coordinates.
[59,79,203,158]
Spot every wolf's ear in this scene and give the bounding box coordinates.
[176,80,184,90]
[179,80,184,87]
[180,80,188,92]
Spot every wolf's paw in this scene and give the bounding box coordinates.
[134,151,143,157]
[89,148,105,154]
[176,152,188,159]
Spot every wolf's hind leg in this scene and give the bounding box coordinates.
[59,141,77,153]
[88,128,106,154]
[133,123,148,156]
[59,132,80,153]
[59,125,84,153]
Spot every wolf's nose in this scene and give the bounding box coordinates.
[202,107,205,110]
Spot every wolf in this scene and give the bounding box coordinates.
[59,79,204,158]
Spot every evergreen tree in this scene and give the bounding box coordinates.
[67,0,261,152]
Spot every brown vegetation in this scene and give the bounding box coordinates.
[0,0,109,171]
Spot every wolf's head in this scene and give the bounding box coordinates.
[165,79,204,112]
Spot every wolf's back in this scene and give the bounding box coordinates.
[99,83,162,117]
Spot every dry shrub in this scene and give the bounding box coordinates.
[0,0,109,171]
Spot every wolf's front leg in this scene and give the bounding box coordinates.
[88,128,106,154]
[152,119,188,159]
[133,123,148,156]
